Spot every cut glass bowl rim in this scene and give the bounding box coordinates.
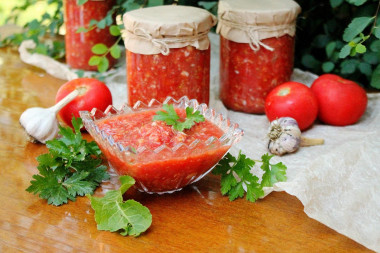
[79,96,244,155]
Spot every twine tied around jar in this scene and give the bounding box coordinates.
[218,18,297,52]
[122,27,210,56]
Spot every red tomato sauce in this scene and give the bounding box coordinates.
[127,46,210,106]
[220,35,295,114]
[64,0,117,70]
[95,108,228,193]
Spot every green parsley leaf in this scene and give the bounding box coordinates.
[26,117,109,206]
[153,104,205,131]
[27,167,73,206]
[213,153,237,195]
[88,176,152,236]
[260,154,287,187]
[153,104,179,125]
[213,151,287,202]
[213,151,264,202]
[63,171,96,196]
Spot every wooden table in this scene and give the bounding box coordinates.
[0,47,372,252]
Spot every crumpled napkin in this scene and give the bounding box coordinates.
[19,34,380,252]
[19,40,78,80]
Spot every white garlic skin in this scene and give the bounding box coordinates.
[268,117,302,156]
[19,107,59,144]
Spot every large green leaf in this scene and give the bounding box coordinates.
[322,61,335,72]
[343,17,373,42]
[325,41,336,58]
[346,0,368,6]
[374,27,380,39]
[330,0,343,8]
[92,44,108,55]
[147,0,164,7]
[370,65,380,89]
[88,176,152,236]
[358,62,372,76]
[340,59,359,74]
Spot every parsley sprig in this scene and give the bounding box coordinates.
[26,117,110,206]
[88,175,152,236]
[213,151,287,202]
[153,104,205,132]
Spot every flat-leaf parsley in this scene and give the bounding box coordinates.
[213,151,287,202]
[26,117,110,206]
[153,104,205,131]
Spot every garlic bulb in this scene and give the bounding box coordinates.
[267,117,324,156]
[20,107,59,144]
[19,89,79,144]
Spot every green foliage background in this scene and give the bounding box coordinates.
[0,0,379,89]
[295,0,380,89]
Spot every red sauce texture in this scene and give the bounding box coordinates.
[220,35,295,114]
[127,46,210,106]
[65,0,117,70]
[96,108,228,193]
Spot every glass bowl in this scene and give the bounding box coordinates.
[80,96,243,194]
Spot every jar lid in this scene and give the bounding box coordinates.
[217,0,301,51]
[122,5,217,55]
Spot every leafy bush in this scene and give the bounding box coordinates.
[0,0,64,59]
[295,0,380,89]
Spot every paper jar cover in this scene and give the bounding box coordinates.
[217,0,301,48]
[122,5,217,55]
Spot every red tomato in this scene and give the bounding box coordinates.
[55,78,113,127]
[311,74,367,126]
[265,81,318,131]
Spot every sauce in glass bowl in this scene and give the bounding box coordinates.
[80,97,243,194]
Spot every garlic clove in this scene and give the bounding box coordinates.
[19,107,59,144]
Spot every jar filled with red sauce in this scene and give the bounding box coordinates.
[217,0,301,114]
[64,0,117,71]
[122,6,216,106]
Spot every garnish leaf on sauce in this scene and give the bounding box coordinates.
[153,104,205,131]
[213,151,287,202]
[26,117,110,206]
[87,176,152,236]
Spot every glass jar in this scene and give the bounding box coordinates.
[127,46,210,106]
[64,0,117,71]
[217,0,301,114]
[123,5,216,106]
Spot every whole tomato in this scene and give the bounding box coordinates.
[55,78,113,127]
[311,74,367,126]
[265,81,318,131]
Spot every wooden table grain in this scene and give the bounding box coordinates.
[0,47,372,253]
